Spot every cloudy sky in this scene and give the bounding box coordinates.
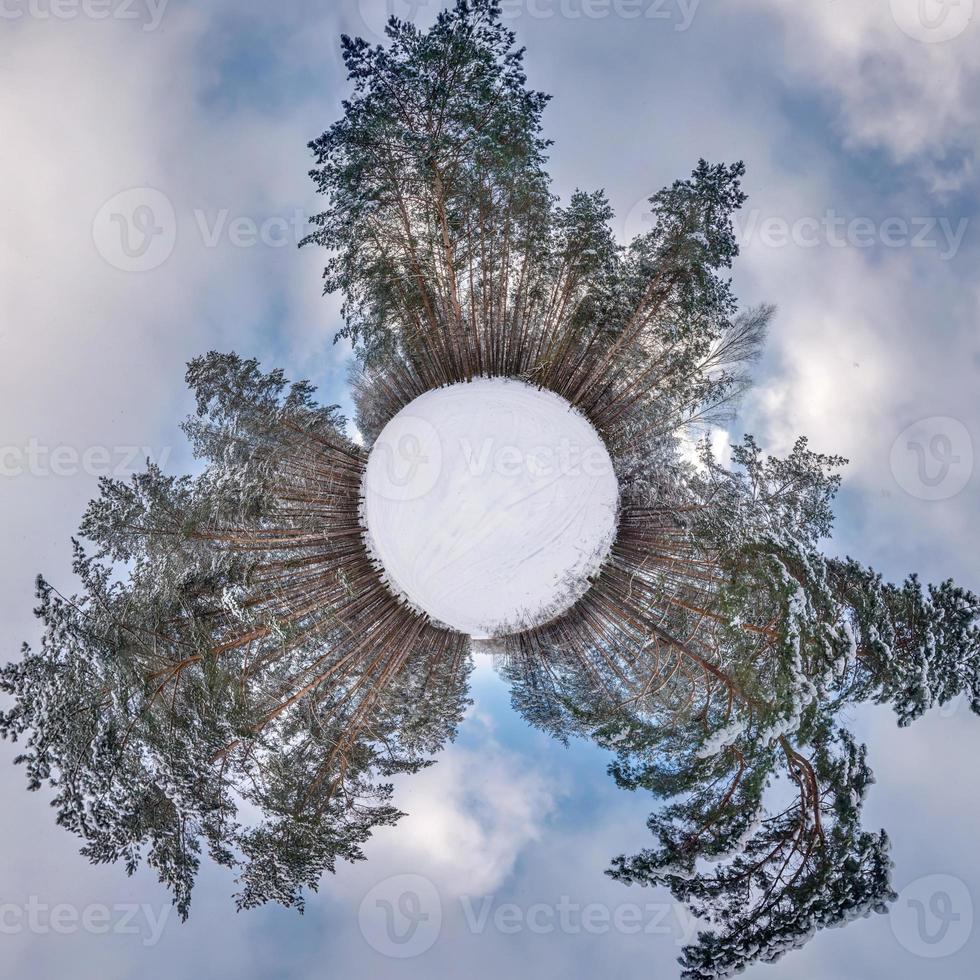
[2,0,979,976]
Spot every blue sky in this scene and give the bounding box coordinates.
[1,1,979,977]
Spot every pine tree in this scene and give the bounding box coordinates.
[499,431,975,978]
[2,5,976,975]
[1,353,471,917]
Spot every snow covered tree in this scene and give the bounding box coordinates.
[499,431,976,978]
[827,560,980,725]
[303,0,770,455]
[2,5,976,977]
[607,715,894,980]
[1,352,471,917]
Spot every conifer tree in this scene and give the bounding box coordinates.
[2,5,977,976]
[1,353,471,917]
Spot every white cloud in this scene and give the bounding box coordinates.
[2,5,979,980]
[365,710,563,897]
[0,3,352,645]
[744,0,980,192]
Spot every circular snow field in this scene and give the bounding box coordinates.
[362,378,619,638]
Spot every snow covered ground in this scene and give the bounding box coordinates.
[362,378,620,637]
